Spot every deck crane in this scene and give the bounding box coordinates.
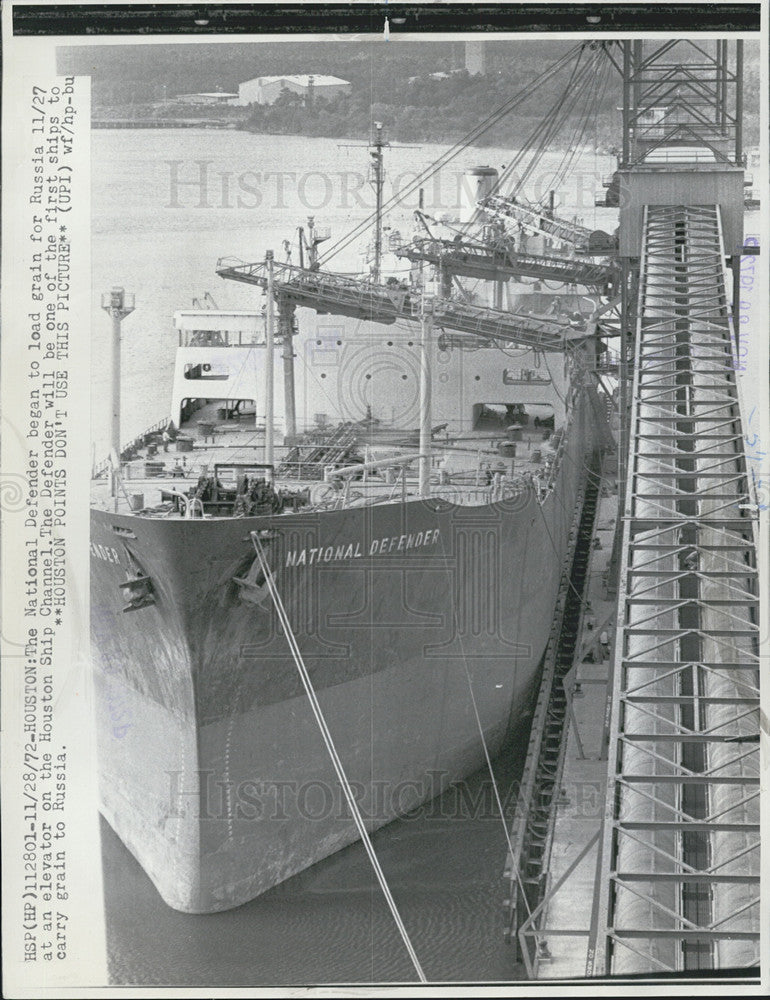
[216,257,579,354]
[395,234,618,290]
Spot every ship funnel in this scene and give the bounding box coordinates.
[460,165,498,224]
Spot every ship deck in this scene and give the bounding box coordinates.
[91,401,560,515]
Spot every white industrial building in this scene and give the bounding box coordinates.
[236,74,351,106]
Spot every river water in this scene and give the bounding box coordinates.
[101,746,530,985]
[92,128,763,985]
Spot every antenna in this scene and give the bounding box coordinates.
[339,123,419,282]
[370,122,386,283]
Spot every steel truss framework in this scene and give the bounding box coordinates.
[216,257,572,352]
[592,205,760,974]
[479,193,595,252]
[622,40,744,167]
[394,236,616,288]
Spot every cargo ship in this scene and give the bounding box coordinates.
[91,63,616,913]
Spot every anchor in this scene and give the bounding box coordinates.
[119,571,155,613]
[232,556,270,606]
[118,544,156,612]
[232,531,278,606]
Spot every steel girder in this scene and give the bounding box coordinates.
[591,205,760,975]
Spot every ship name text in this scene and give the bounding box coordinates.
[285,529,441,568]
[90,542,121,565]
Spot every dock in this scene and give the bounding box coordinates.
[92,118,235,129]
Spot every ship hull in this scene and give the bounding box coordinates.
[91,390,599,912]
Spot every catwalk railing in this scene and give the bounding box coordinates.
[215,259,574,352]
[590,205,760,975]
[394,237,616,287]
[479,195,595,252]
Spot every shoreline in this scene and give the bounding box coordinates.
[90,116,603,152]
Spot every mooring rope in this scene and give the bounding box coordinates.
[459,646,536,931]
[250,531,428,983]
[434,531,535,929]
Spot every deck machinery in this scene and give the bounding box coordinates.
[504,39,760,977]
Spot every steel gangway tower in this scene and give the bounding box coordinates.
[591,39,761,975]
[504,38,761,977]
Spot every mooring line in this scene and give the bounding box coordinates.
[250,531,428,983]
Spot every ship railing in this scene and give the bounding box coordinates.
[325,452,427,481]
[324,453,428,505]
[538,404,577,497]
[275,461,329,481]
[92,415,172,478]
[306,478,410,510]
[313,458,536,509]
[312,481,537,510]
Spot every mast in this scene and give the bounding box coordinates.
[264,250,275,471]
[101,286,134,511]
[306,218,317,269]
[418,294,433,497]
[370,121,386,283]
[279,298,297,441]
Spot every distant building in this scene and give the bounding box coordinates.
[236,74,352,106]
[465,40,486,76]
[175,92,238,106]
